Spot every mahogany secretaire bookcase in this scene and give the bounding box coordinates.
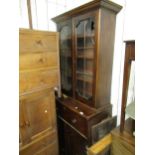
[52,0,122,154]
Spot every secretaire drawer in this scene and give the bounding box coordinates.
[57,103,87,137]
[19,31,58,53]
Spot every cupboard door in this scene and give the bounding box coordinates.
[58,20,73,97]
[21,90,56,142]
[20,101,31,145]
[64,122,87,155]
[74,12,97,106]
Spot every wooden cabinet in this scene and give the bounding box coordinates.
[19,29,60,155]
[53,0,122,108]
[52,0,122,154]
[56,98,111,155]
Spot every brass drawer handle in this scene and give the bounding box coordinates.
[71,118,77,124]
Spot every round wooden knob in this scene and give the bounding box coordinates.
[71,118,77,124]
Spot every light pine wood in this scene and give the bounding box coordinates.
[19,29,58,53]
[19,29,60,155]
[20,131,58,155]
[19,52,58,70]
[20,68,59,95]
[87,134,112,155]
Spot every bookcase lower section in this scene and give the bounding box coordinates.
[56,97,114,155]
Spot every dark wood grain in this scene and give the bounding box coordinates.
[52,0,122,154]
[95,8,117,108]
[120,41,135,132]
[53,0,122,109]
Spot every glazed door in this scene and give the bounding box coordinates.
[74,12,97,106]
[58,20,73,97]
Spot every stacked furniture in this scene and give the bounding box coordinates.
[19,29,60,155]
[52,0,122,154]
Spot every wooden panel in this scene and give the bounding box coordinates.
[19,29,58,53]
[20,68,58,94]
[63,122,88,155]
[20,52,58,70]
[34,141,58,155]
[95,8,116,108]
[20,101,31,145]
[21,90,55,140]
[20,131,57,155]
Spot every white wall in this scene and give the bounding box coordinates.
[19,0,135,124]
[19,0,29,28]
[111,0,136,124]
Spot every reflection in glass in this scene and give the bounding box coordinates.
[75,17,95,102]
[60,23,72,95]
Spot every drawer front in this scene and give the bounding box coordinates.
[20,51,58,70]
[20,68,58,94]
[57,104,87,137]
[19,32,58,53]
[20,131,57,155]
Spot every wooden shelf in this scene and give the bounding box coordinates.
[77,47,94,50]
[76,91,92,100]
[76,71,93,76]
[77,56,93,59]
[77,76,92,83]
[60,48,71,51]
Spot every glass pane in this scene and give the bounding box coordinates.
[59,22,72,96]
[75,17,95,102]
